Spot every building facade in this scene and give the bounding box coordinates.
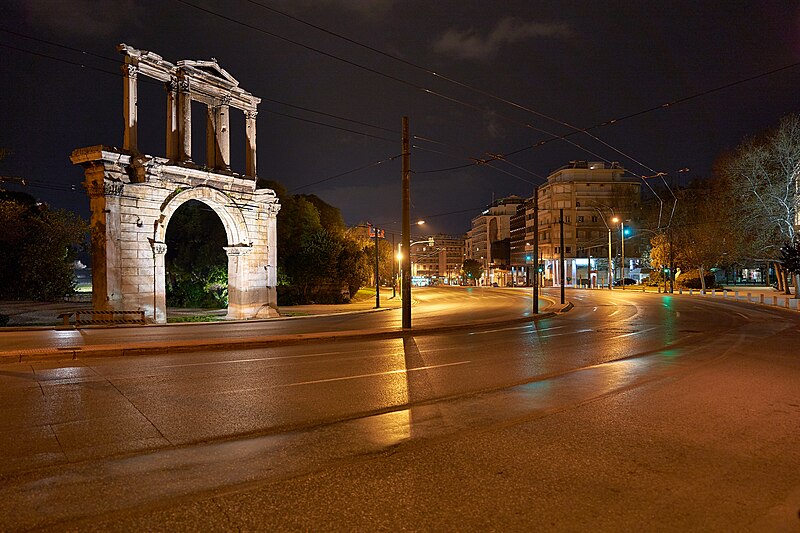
[410,234,466,285]
[466,196,524,285]
[507,161,641,287]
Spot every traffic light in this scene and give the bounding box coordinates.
[525,255,531,262]
[537,264,545,273]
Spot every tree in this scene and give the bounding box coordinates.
[258,179,372,304]
[719,114,800,291]
[646,180,732,290]
[462,259,483,283]
[0,196,87,300]
[780,238,800,297]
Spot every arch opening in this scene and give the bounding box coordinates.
[165,199,229,313]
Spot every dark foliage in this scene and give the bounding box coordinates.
[164,200,228,308]
[0,194,87,300]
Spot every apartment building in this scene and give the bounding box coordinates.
[465,196,525,285]
[410,234,466,285]
[510,161,641,287]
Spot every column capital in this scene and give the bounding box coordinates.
[166,77,178,93]
[224,245,253,256]
[177,79,190,93]
[244,110,258,120]
[122,63,138,79]
[151,241,167,255]
[219,95,232,107]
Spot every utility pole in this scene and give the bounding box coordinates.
[391,233,396,298]
[374,226,380,308]
[608,226,613,290]
[401,117,411,329]
[533,187,539,314]
[668,227,675,293]
[621,220,626,290]
[559,208,565,305]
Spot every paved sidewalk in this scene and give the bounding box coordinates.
[0,291,403,327]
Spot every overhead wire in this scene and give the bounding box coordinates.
[287,154,402,193]
[234,1,667,176]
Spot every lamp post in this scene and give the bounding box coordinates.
[593,206,614,290]
[612,217,626,289]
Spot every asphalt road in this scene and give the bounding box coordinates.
[1,288,799,530]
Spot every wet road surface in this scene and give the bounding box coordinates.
[1,288,799,530]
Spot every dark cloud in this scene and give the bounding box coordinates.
[433,17,571,61]
[22,0,140,38]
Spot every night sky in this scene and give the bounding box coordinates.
[1,1,799,236]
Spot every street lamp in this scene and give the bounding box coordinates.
[612,217,625,289]
[593,207,614,290]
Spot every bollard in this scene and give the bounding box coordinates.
[747,293,752,303]
[773,296,778,306]
[793,299,800,311]
[679,288,683,295]
[785,298,790,309]
[734,290,739,301]
[723,289,728,298]
[759,294,764,304]
[690,289,693,295]
[711,289,716,296]
[658,286,661,293]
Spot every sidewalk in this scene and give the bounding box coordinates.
[0,291,403,327]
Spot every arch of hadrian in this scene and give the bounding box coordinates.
[71,44,280,323]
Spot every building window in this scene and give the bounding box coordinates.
[577,215,584,223]
[564,215,571,223]
[592,215,598,223]
[576,201,581,207]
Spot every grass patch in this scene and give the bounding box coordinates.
[351,288,376,302]
[167,315,225,323]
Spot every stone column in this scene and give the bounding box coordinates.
[215,96,231,170]
[151,241,167,323]
[206,104,217,168]
[225,245,253,320]
[165,79,179,160]
[122,62,138,152]
[176,78,192,162]
[245,110,257,177]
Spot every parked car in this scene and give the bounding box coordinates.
[613,278,637,286]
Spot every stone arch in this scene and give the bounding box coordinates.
[70,45,280,324]
[156,186,249,246]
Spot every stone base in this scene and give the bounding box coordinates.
[253,305,280,319]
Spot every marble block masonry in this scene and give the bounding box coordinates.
[71,44,281,323]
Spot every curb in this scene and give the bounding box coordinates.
[0,307,566,364]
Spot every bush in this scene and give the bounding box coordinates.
[0,314,9,327]
[677,271,718,289]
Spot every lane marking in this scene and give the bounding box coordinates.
[155,350,378,369]
[283,361,471,387]
[469,325,565,336]
[611,326,658,339]
[609,309,619,317]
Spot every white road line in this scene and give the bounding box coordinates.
[609,310,619,317]
[156,350,375,369]
[611,326,658,339]
[283,361,471,387]
[469,325,566,336]
[735,312,750,320]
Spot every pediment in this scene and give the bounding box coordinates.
[179,59,239,87]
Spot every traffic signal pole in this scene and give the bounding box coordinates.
[533,187,539,314]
